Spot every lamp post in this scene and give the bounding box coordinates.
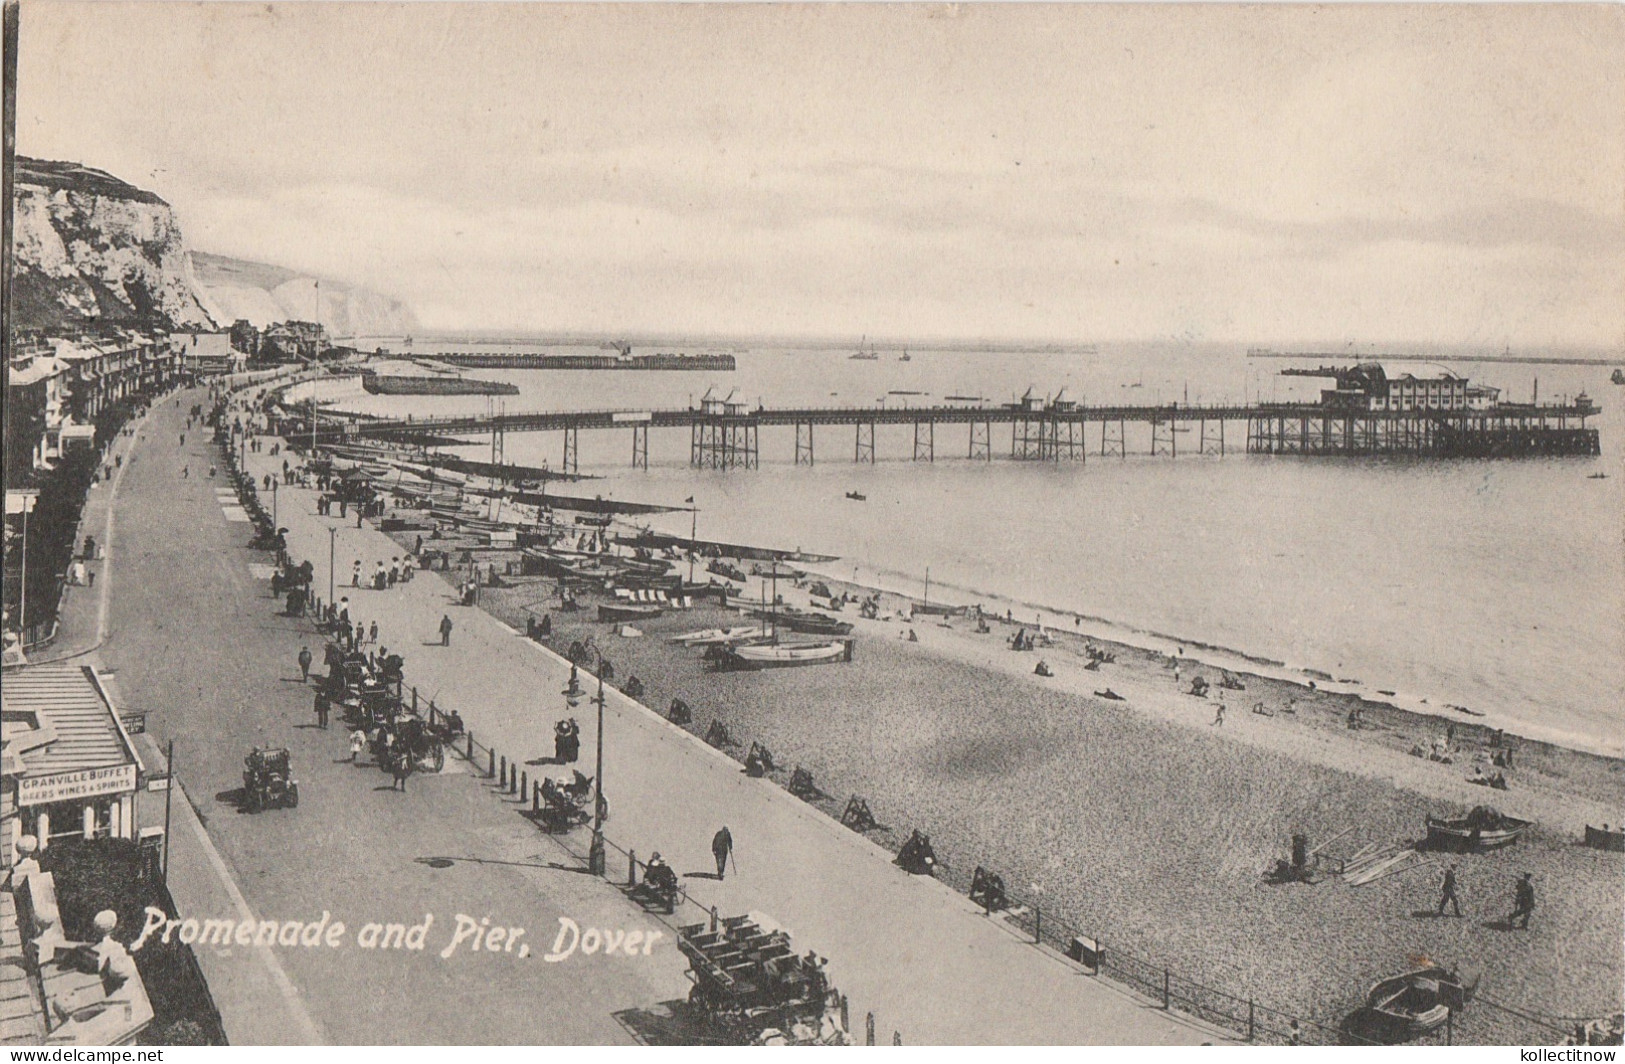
[271,478,278,529]
[13,490,38,638]
[588,658,607,876]
[327,526,337,607]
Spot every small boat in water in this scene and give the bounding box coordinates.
[849,335,880,361]
[1584,824,1625,852]
[845,491,866,501]
[1360,967,1478,1042]
[599,602,664,623]
[1424,806,1531,852]
[1612,368,1625,385]
[715,639,853,670]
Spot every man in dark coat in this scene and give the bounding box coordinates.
[1510,872,1535,929]
[297,646,313,683]
[712,826,733,880]
[1437,865,1462,917]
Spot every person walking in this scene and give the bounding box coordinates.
[1212,702,1226,727]
[711,826,734,881]
[297,646,313,683]
[1510,872,1535,929]
[368,621,379,646]
[1437,865,1462,917]
[352,560,362,588]
[440,614,454,646]
[314,692,330,730]
[349,728,367,764]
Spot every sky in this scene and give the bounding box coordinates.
[15,2,1625,346]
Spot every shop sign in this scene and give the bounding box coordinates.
[17,764,137,806]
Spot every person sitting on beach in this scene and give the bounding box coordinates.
[1034,660,1053,677]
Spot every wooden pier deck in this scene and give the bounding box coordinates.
[297,398,1601,472]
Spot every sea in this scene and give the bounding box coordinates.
[323,338,1624,757]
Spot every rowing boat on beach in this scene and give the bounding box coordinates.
[599,602,664,622]
[1584,824,1625,852]
[1361,967,1478,1042]
[736,605,854,636]
[714,639,854,670]
[669,625,767,645]
[1424,806,1531,852]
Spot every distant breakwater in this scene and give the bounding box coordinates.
[428,352,736,372]
[360,373,518,397]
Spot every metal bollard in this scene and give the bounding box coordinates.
[1247,998,1255,1042]
[1034,905,1042,945]
[892,1032,901,1046]
[532,780,540,813]
[412,688,418,713]
[839,995,848,1033]
[467,731,475,759]
[709,906,719,933]
[628,850,638,886]
[865,1013,875,1046]
[500,756,508,788]
[519,770,527,799]
[488,748,495,779]
[1163,968,1171,1009]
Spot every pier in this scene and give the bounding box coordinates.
[302,393,1601,473]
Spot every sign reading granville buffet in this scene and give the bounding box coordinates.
[16,765,137,806]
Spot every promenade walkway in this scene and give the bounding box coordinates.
[72,389,687,1044]
[245,440,1229,1044]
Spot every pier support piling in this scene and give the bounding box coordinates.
[562,426,579,475]
[795,422,814,466]
[630,424,648,469]
[854,421,875,464]
[1101,419,1126,459]
[968,419,991,461]
[1151,418,1175,457]
[913,419,934,462]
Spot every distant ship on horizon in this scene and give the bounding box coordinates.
[850,335,880,361]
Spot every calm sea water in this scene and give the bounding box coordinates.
[336,339,1625,755]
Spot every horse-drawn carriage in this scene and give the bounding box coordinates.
[370,711,449,774]
[677,913,848,1045]
[243,747,299,812]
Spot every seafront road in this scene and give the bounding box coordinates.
[234,406,1229,1044]
[74,389,686,1044]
